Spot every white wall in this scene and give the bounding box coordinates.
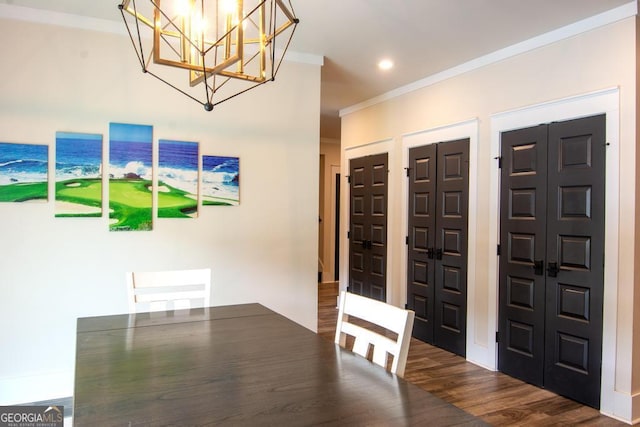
[0,14,321,404]
[340,13,638,424]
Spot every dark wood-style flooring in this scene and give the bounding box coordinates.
[318,282,625,426]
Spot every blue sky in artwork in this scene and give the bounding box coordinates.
[109,122,152,143]
[56,132,102,142]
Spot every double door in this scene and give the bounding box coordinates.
[406,139,469,356]
[349,153,388,301]
[498,114,605,408]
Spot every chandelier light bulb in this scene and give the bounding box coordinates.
[192,14,206,33]
[221,0,238,15]
[174,0,191,16]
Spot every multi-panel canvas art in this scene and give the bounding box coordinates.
[1,123,239,229]
[55,132,103,217]
[109,122,153,231]
[158,139,199,218]
[0,142,48,202]
[202,155,240,206]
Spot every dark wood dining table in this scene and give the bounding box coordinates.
[74,303,486,426]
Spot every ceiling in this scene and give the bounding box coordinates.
[0,0,633,138]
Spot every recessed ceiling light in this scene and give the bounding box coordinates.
[378,59,394,71]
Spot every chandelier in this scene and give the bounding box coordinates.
[118,0,299,111]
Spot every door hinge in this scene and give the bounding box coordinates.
[347,230,350,239]
[405,235,409,245]
[405,303,408,309]
[497,244,501,256]
[494,156,502,168]
[404,167,411,177]
[496,331,500,343]
[346,175,351,183]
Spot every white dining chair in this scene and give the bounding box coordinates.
[126,268,212,313]
[334,290,415,377]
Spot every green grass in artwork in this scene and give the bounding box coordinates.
[202,199,235,206]
[55,178,102,217]
[109,179,153,231]
[56,212,102,218]
[157,181,197,218]
[109,180,154,207]
[0,182,48,202]
[202,194,238,206]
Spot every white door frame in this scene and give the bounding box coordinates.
[340,139,395,302]
[399,119,480,360]
[489,88,620,416]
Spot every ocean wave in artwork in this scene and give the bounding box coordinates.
[158,166,198,194]
[0,159,28,168]
[202,170,238,185]
[0,159,48,185]
[0,158,46,170]
[55,163,102,180]
[109,161,151,180]
[202,156,239,184]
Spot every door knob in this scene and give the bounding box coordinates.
[547,262,559,277]
[533,260,544,276]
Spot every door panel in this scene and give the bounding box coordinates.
[349,159,368,299]
[349,153,388,301]
[544,115,605,408]
[407,139,469,356]
[498,114,605,409]
[434,139,469,356]
[407,144,437,342]
[498,124,548,386]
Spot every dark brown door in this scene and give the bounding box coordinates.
[498,124,548,386]
[543,116,606,407]
[498,114,605,408]
[407,144,437,343]
[334,172,341,281]
[349,153,388,301]
[407,139,469,356]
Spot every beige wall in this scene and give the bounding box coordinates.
[341,17,638,422]
[0,16,321,403]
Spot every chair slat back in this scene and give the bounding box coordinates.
[126,268,212,313]
[334,291,415,377]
